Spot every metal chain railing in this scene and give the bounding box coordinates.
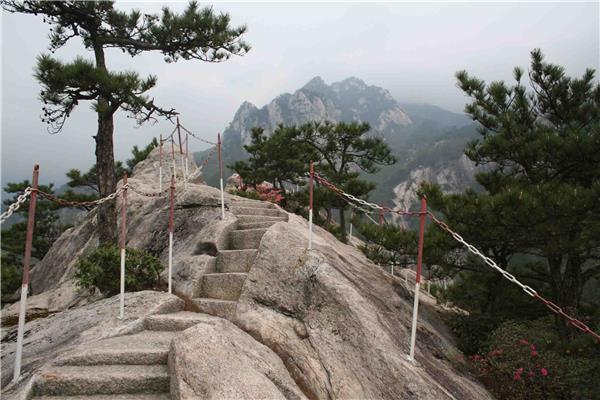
[314,173,421,217]
[179,124,218,146]
[313,168,600,342]
[0,187,33,224]
[37,184,129,207]
[428,211,600,341]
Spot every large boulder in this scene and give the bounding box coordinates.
[232,214,491,399]
[169,315,307,399]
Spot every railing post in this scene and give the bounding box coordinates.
[176,117,186,182]
[218,133,225,220]
[168,175,175,294]
[408,196,427,362]
[379,208,384,226]
[349,208,353,242]
[171,137,177,180]
[308,161,314,250]
[159,134,163,192]
[119,172,128,320]
[13,164,39,383]
[185,131,189,178]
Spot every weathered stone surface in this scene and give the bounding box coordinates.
[168,315,307,400]
[1,291,183,398]
[233,214,491,399]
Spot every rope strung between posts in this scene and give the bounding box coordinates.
[179,123,218,146]
[0,187,33,224]
[312,168,600,342]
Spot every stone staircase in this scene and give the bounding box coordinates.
[29,198,288,399]
[30,312,205,399]
[192,198,288,319]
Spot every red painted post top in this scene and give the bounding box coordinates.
[218,133,223,177]
[415,197,427,283]
[159,134,163,167]
[177,117,183,155]
[22,164,40,286]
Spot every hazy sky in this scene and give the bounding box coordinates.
[1,1,598,186]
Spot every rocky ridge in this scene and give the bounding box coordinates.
[1,147,491,399]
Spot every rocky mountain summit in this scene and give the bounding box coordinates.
[1,148,491,399]
[197,76,480,214]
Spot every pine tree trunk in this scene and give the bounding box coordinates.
[95,110,118,245]
[92,40,118,246]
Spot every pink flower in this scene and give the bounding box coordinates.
[540,368,548,376]
[516,368,524,374]
[513,373,522,381]
[531,350,539,357]
[519,339,529,345]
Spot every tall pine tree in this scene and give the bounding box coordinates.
[2,1,250,245]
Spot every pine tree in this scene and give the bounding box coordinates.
[2,1,250,245]
[424,49,600,340]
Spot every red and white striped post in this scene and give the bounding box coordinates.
[218,133,225,220]
[308,161,314,250]
[176,117,186,182]
[408,196,427,362]
[159,134,163,192]
[185,131,189,178]
[171,136,177,180]
[168,175,175,294]
[13,164,39,383]
[119,172,128,319]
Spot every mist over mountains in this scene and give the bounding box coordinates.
[196,76,480,214]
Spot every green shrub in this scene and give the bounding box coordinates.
[75,245,162,296]
[468,318,600,400]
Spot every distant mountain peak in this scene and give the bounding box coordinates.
[302,76,328,92]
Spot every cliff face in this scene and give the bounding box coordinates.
[1,148,491,399]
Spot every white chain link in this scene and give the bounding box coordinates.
[0,187,33,225]
[429,213,538,297]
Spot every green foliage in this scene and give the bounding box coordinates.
[468,319,600,400]
[127,137,159,171]
[1,180,68,300]
[230,126,316,192]
[423,49,600,343]
[356,220,417,267]
[74,245,162,296]
[2,0,250,132]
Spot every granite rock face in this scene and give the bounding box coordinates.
[169,315,307,400]
[1,145,491,399]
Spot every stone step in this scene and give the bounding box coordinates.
[144,311,206,331]
[237,221,279,230]
[192,298,237,319]
[216,249,258,273]
[33,394,170,400]
[54,331,175,366]
[229,228,268,250]
[200,273,247,301]
[236,215,287,224]
[230,206,282,217]
[230,199,275,209]
[32,365,169,396]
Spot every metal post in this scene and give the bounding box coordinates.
[171,137,177,180]
[391,264,394,276]
[408,196,427,362]
[308,161,314,250]
[185,132,189,178]
[379,208,384,226]
[218,133,225,220]
[159,134,163,192]
[13,164,39,383]
[119,172,127,319]
[168,175,175,294]
[176,117,186,182]
[349,208,353,242]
